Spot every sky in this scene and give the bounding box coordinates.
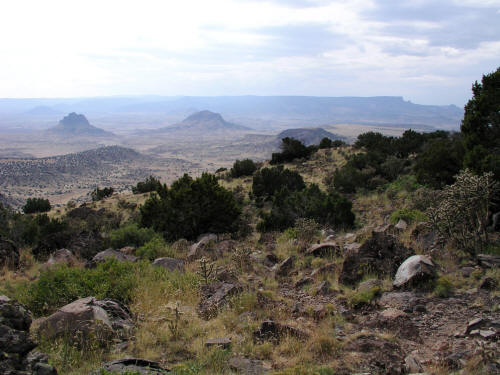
[0,0,499,106]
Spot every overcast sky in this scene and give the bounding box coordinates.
[0,0,499,106]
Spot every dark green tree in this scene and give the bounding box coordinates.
[140,173,241,241]
[230,159,257,177]
[461,67,500,180]
[252,166,305,199]
[271,137,314,164]
[22,198,51,214]
[132,176,164,194]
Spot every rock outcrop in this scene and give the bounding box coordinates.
[339,231,413,285]
[0,238,20,269]
[393,255,436,289]
[91,358,169,374]
[37,297,133,343]
[0,296,58,374]
[85,249,138,268]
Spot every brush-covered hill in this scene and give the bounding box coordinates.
[155,110,251,134]
[47,112,115,137]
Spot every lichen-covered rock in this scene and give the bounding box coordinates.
[393,255,436,289]
[339,231,413,285]
[44,248,77,269]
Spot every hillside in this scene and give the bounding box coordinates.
[155,110,251,134]
[47,112,115,137]
[0,146,199,207]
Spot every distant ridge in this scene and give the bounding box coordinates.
[47,112,115,137]
[155,110,251,134]
[277,128,345,146]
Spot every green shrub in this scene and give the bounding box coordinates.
[109,223,157,248]
[132,176,164,194]
[389,208,427,224]
[434,276,453,298]
[140,173,241,241]
[136,236,176,261]
[347,286,381,308]
[257,184,355,232]
[252,166,305,199]
[270,137,315,164]
[23,198,51,214]
[230,159,257,177]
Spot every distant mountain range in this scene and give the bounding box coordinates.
[276,128,344,146]
[152,110,250,134]
[0,96,464,130]
[47,113,115,137]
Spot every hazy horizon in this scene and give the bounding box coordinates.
[1,0,499,107]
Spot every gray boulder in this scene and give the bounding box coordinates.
[393,255,436,288]
[187,234,219,261]
[152,257,185,272]
[198,282,242,319]
[44,248,77,269]
[37,297,133,342]
[86,249,138,268]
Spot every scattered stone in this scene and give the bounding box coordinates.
[395,219,408,231]
[465,317,488,334]
[44,248,77,269]
[294,276,313,289]
[379,292,418,312]
[205,337,231,349]
[91,358,169,374]
[253,320,308,343]
[371,308,420,341]
[306,242,340,257]
[85,249,138,268]
[0,238,19,269]
[198,282,242,319]
[357,278,381,293]
[393,255,436,289]
[276,256,295,276]
[310,263,336,278]
[37,297,133,342]
[228,356,269,375]
[152,257,185,272]
[404,354,423,373]
[0,296,58,374]
[314,280,331,296]
[479,277,498,290]
[414,304,427,313]
[339,231,413,285]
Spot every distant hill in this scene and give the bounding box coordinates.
[47,113,115,137]
[155,110,251,134]
[276,128,345,146]
[24,105,62,116]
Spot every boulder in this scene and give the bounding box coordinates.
[411,222,441,251]
[187,234,219,261]
[404,354,423,373]
[276,256,295,276]
[152,257,185,272]
[91,358,169,374]
[85,249,138,268]
[294,276,313,289]
[198,282,242,319]
[339,232,413,285]
[379,292,419,312]
[305,242,340,257]
[393,255,436,288]
[0,238,19,269]
[44,248,77,269]
[205,337,231,349]
[37,297,133,342]
[479,277,498,290]
[370,308,420,341]
[0,296,58,374]
[119,246,136,255]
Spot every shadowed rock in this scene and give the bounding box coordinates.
[393,255,436,289]
[91,358,169,374]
